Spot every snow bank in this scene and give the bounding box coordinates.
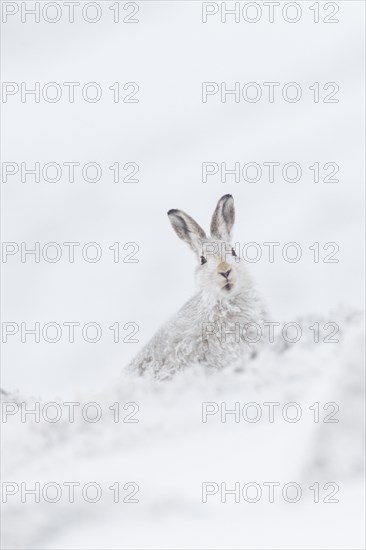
[1,309,365,549]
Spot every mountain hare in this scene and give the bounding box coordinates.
[128,194,266,378]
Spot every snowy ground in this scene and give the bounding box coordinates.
[1,309,365,549]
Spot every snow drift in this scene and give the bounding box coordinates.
[1,309,365,549]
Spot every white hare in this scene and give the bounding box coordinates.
[128,194,266,378]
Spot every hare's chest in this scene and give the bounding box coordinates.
[198,309,258,363]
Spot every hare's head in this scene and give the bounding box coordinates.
[168,194,247,297]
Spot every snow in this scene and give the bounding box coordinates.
[1,309,364,549]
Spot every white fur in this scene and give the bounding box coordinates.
[127,196,267,379]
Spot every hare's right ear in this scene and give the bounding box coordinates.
[167,209,206,253]
[210,194,235,241]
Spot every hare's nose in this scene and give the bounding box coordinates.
[220,269,232,279]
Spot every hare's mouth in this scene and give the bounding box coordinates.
[223,283,233,291]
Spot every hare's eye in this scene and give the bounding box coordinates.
[231,248,237,257]
[200,256,207,265]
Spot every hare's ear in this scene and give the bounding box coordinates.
[168,209,206,253]
[210,194,235,241]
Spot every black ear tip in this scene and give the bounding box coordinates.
[167,209,178,216]
[221,194,233,200]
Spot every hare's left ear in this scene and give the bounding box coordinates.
[167,208,206,253]
[210,194,235,241]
